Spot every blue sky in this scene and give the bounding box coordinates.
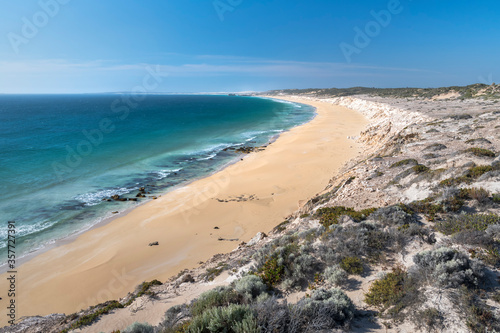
[0,0,498,93]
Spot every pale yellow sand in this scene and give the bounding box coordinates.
[0,97,368,324]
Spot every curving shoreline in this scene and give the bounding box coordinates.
[0,97,369,324]
[0,96,313,275]
[0,98,309,276]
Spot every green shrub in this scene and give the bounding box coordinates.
[492,193,500,203]
[340,256,363,275]
[364,267,407,309]
[408,198,444,221]
[315,206,377,227]
[465,148,496,158]
[258,256,285,287]
[137,280,162,297]
[123,280,163,307]
[465,138,492,145]
[412,164,430,173]
[435,213,500,235]
[440,165,494,186]
[390,159,418,168]
[61,300,124,332]
[459,187,490,203]
[252,235,317,289]
[439,178,458,187]
[366,229,393,252]
[468,165,494,178]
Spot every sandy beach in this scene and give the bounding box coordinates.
[0,96,368,324]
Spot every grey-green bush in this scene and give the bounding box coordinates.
[318,222,398,265]
[413,247,483,288]
[234,275,267,300]
[123,322,154,333]
[452,230,494,247]
[296,288,355,329]
[253,239,318,289]
[324,265,348,286]
[486,224,500,239]
[370,205,416,226]
[187,304,259,333]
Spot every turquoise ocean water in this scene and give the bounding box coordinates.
[0,94,314,264]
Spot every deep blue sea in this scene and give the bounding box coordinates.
[0,94,314,263]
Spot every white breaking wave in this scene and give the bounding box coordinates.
[74,187,138,207]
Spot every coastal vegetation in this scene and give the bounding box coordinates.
[265,83,500,100]
[15,89,500,333]
[465,147,497,158]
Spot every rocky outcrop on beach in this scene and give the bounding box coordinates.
[6,92,500,333]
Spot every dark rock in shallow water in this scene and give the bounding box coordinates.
[112,211,119,214]
[149,241,159,246]
[139,187,146,192]
[129,198,138,201]
[111,195,120,200]
[136,193,145,198]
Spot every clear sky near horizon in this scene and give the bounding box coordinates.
[0,0,498,93]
